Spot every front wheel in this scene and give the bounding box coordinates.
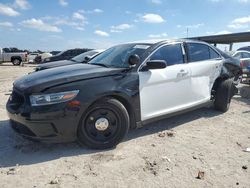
[214,79,234,112]
[77,98,129,149]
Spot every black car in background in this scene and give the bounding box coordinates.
[43,48,92,63]
[36,49,104,71]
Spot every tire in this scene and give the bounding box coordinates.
[77,98,129,149]
[12,59,21,66]
[214,79,233,112]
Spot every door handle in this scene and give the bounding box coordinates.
[180,69,189,75]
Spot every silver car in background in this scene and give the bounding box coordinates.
[233,50,250,83]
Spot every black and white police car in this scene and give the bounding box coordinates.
[7,39,241,149]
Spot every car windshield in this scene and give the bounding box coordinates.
[72,51,99,63]
[88,43,152,68]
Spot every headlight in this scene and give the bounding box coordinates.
[30,90,79,106]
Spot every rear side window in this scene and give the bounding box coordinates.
[187,43,210,62]
[150,44,184,66]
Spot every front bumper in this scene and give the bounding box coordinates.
[6,92,82,143]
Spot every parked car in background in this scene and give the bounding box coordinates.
[28,53,39,63]
[43,48,92,63]
[237,46,250,52]
[0,47,27,65]
[7,39,241,149]
[233,50,250,83]
[35,49,104,71]
[34,52,52,64]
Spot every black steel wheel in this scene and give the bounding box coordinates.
[77,98,129,149]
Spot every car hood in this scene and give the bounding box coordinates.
[14,64,125,93]
[36,60,78,71]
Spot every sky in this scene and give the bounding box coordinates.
[0,0,250,51]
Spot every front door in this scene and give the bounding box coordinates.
[139,43,192,121]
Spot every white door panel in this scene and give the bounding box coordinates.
[139,64,192,121]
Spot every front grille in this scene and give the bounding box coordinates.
[9,90,25,111]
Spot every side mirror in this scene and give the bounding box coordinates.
[143,60,167,70]
[128,54,140,66]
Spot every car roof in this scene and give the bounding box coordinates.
[124,39,209,46]
[235,50,250,53]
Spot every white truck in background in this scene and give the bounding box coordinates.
[0,48,28,66]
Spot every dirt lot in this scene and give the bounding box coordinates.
[0,63,250,188]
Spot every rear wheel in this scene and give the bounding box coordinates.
[77,98,129,149]
[214,79,233,112]
[12,59,21,66]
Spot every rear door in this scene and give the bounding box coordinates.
[139,43,193,121]
[186,42,223,103]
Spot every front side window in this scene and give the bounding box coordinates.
[150,44,184,66]
[187,43,210,62]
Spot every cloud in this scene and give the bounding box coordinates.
[20,18,62,32]
[0,22,13,27]
[78,8,103,14]
[14,0,31,10]
[238,0,250,2]
[110,24,133,32]
[59,0,68,7]
[151,0,162,4]
[141,13,165,23]
[148,32,168,38]
[93,8,103,13]
[94,30,109,37]
[228,15,250,29]
[73,12,86,21]
[42,15,87,31]
[0,3,20,16]
[209,0,250,2]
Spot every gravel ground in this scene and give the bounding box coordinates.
[0,63,250,188]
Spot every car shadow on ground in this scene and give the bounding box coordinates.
[0,107,222,168]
